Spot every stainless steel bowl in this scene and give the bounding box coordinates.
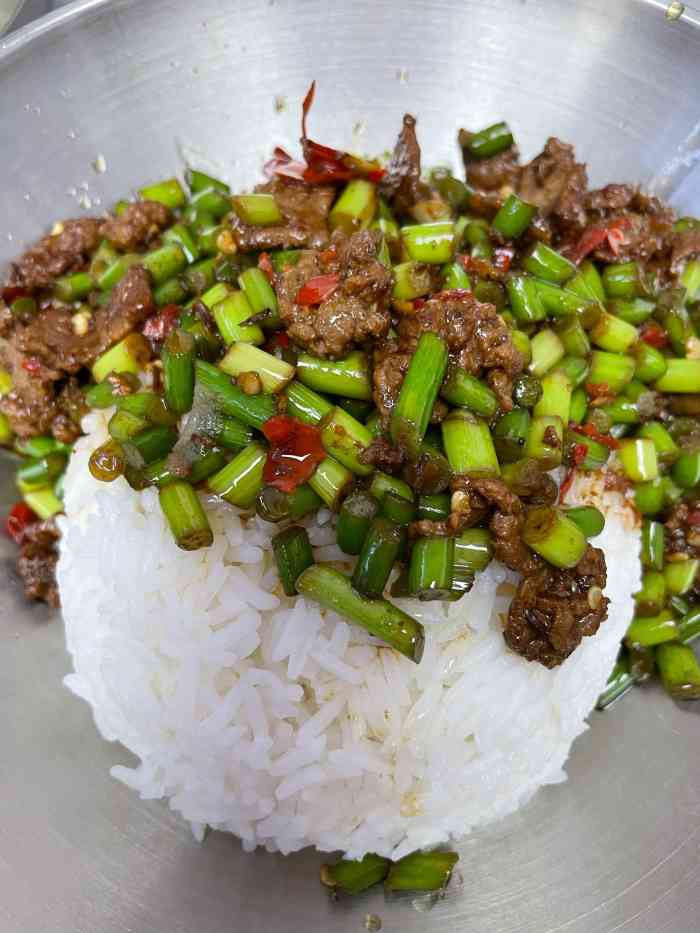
[1,2,700,931]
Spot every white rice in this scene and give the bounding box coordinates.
[58,411,641,859]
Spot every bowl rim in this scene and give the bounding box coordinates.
[1,0,699,71]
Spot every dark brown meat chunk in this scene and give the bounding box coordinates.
[6,219,101,291]
[99,200,172,251]
[584,184,636,213]
[373,291,523,422]
[671,229,700,272]
[459,130,520,193]
[16,518,61,608]
[380,114,431,215]
[93,264,155,352]
[51,378,88,444]
[665,501,700,559]
[359,436,404,473]
[518,137,588,233]
[504,545,609,668]
[277,230,393,358]
[0,267,153,438]
[231,178,334,251]
[490,511,542,577]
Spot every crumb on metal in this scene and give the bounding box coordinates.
[396,68,409,84]
[364,914,382,932]
[666,1,684,20]
[274,95,287,113]
[93,154,107,174]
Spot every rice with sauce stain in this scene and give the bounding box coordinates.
[57,410,641,859]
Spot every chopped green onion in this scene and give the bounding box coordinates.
[492,194,536,239]
[618,438,658,482]
[528,328,565,377]
[417,494,450,521]
[653,358,700,393]
[239,266,279,328]
[392,261,436,301]
[596,656,635,709]
[320,406,374,476]
[351,517,403,597]
[665,559,699,596]
[219,342,295,393]
[207,442,267,507]
[320,854,390,896]
[522,506,587,568]
[308,456,354,510]
[231,193,283,226]
[678,606,700,645]
[162,222,200,263]
[139,178,186,209]
[162,328,195,416]
[212,290,265,345]
[634,343,667,384]
[158,481,213,550]
[402,222,455,264]
[369,470,414,504]
[525,415,564,469]
[534,370,572,423]
[655,642,700,700]
[626,610,678,648]
[634,570,667,614]
[385,850,459,893]
[296,564,425,662]
[641,519,664,571]
[602,261,644,299]
[390,332,448,457]
[272,525,315,596]
[329,179,377,235]
[466,121,513,159]
[441,368,498,417]
[285,380,334,425]
[336,489,379,554]
[492,408,530,463]
[442,409,500,474]
[141,243,188,286]
[23,488,64,520]
[91,333,150,383]
[563,505,605,538]
[255,483,321,524]
[409,537,455,600]
[507,275,546,324]
[634,478,665,516]
[587,350,636,393]
[297,351,372,400]
[195,360,276,429]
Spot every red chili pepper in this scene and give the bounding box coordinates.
[258,252,275,283]
[264,330,291,353]
[1,285,29,304]
[296,273,340,306]
[142,304,181,342]
[639,321,669,349]
[261,415,326,493]
[567,217,633,265]
[21,357,44,376]
[263,146,307,182]
[558,445,589,503]
[577,422,620,450]
[686,509,700,527]
[5,502,38,544]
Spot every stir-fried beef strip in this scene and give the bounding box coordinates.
[6,218,101,291]
[276,229,393,358]
[504,545,609,668]
[99,200,172,251]
[15,518,61,609]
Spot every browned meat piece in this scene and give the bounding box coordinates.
[380,114,432,215]
[671,229,700,272]
[665,501,700,559]
[0,336,58,437]
[231,177,334,251]
[6,218,101,291]
[16,518,61,608]
[359,436,404,473]
[584,184,635,213]
[490,511,542,577]
[99,200,172,251]
[16,306,95,374]
[459,130,520,193]
[1,267,153,438]
[51,378,88,444]
[277,230,393,358]
[518,137,588,232]
[373,291,523,423]
[93,265,154,353]
[504,545,609,668]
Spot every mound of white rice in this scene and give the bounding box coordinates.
[58,411,641,859]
